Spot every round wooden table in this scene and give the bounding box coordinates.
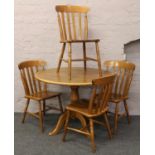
[35,67,112,135]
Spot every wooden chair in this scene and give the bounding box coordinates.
[103,60,135,132]
[18,60,63,132]
[55,5,102,80]
[62,74,116,152]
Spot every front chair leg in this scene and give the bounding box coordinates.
[123,100,131,124]
[114,103,119,132]
[58,95,63,113]
[95,41,102,77]
[89,119,96,153]
[104,113,112,139]
[68,43,72,80]
[62,110,70,142]
[83,42,87,71]
[38,101,44,133]
[22,98,30,123]
[57,43,66,73]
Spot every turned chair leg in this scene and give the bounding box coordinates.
[58,95,63,113]
[68,43,72,80]
[95,42,102,77]
[43,100,46,116]
[89,119,96,153]
[57,43,66,73]
[62,111,70,142]
[123,100,131,124]
[22,98,30,123]
[83,42,87,71]
[114,103,119,132]
[104,113,112,139]
[38,101,44,133]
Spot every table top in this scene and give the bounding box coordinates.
[35,67,112,86]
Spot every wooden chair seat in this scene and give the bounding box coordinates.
[60,39,100,43]
[110,94,128,103]
[66,101,108,118]
[25,91,61,101]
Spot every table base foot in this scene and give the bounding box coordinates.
[49,112,67,136]
[48,111,88,136]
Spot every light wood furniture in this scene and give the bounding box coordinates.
[55,5,102,80]
[35,67,113,135]
[103,60,135,132]
[18,60,63,132]
[62,74,116,152]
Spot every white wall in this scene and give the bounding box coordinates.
[14,0,140,114]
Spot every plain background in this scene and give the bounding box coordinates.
[0,0,154,154]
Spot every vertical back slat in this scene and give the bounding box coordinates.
[67,13,72,40]
[26,68,34,95]
[84,13,88,39]
[123,70,133,96]
[61,12,67,40]
[43,65,47,92]
[100,86,107,112]
[72,13,76,40]
[35,66,42,92]
[88,87,96,113]
[95,87,102,113]
[119,69,125,95]
[20,69,30,95]
[30,67,37,94]
[78,13,82,39]
[57,13,64,41]
[114,68,120,95]
[98,86,107,112]
[103,85,111,112]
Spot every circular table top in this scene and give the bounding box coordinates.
[35,67,112,86]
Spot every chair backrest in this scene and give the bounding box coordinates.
[55,5,89,41]
[18,60,47,96]
[88,74,116,114]
[104,60,135,98]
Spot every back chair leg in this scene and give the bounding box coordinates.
[103,113,112,139]
[95,42,102,77]
[57,43,66,73]
[114,103,119,132]
[58,95,63,113]
[89,119,96,153]
[68,43,72,80]
[62,111,70,142]
[123,100,131,124]
[38,101,44,133]
[22,98,30,123]
[43,100,46,116]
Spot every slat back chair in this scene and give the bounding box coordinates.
[18,60,63,132]
[62,74,116,152]
[19,60,47,97]
[55,5,102,80]
[104,60,135,131]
